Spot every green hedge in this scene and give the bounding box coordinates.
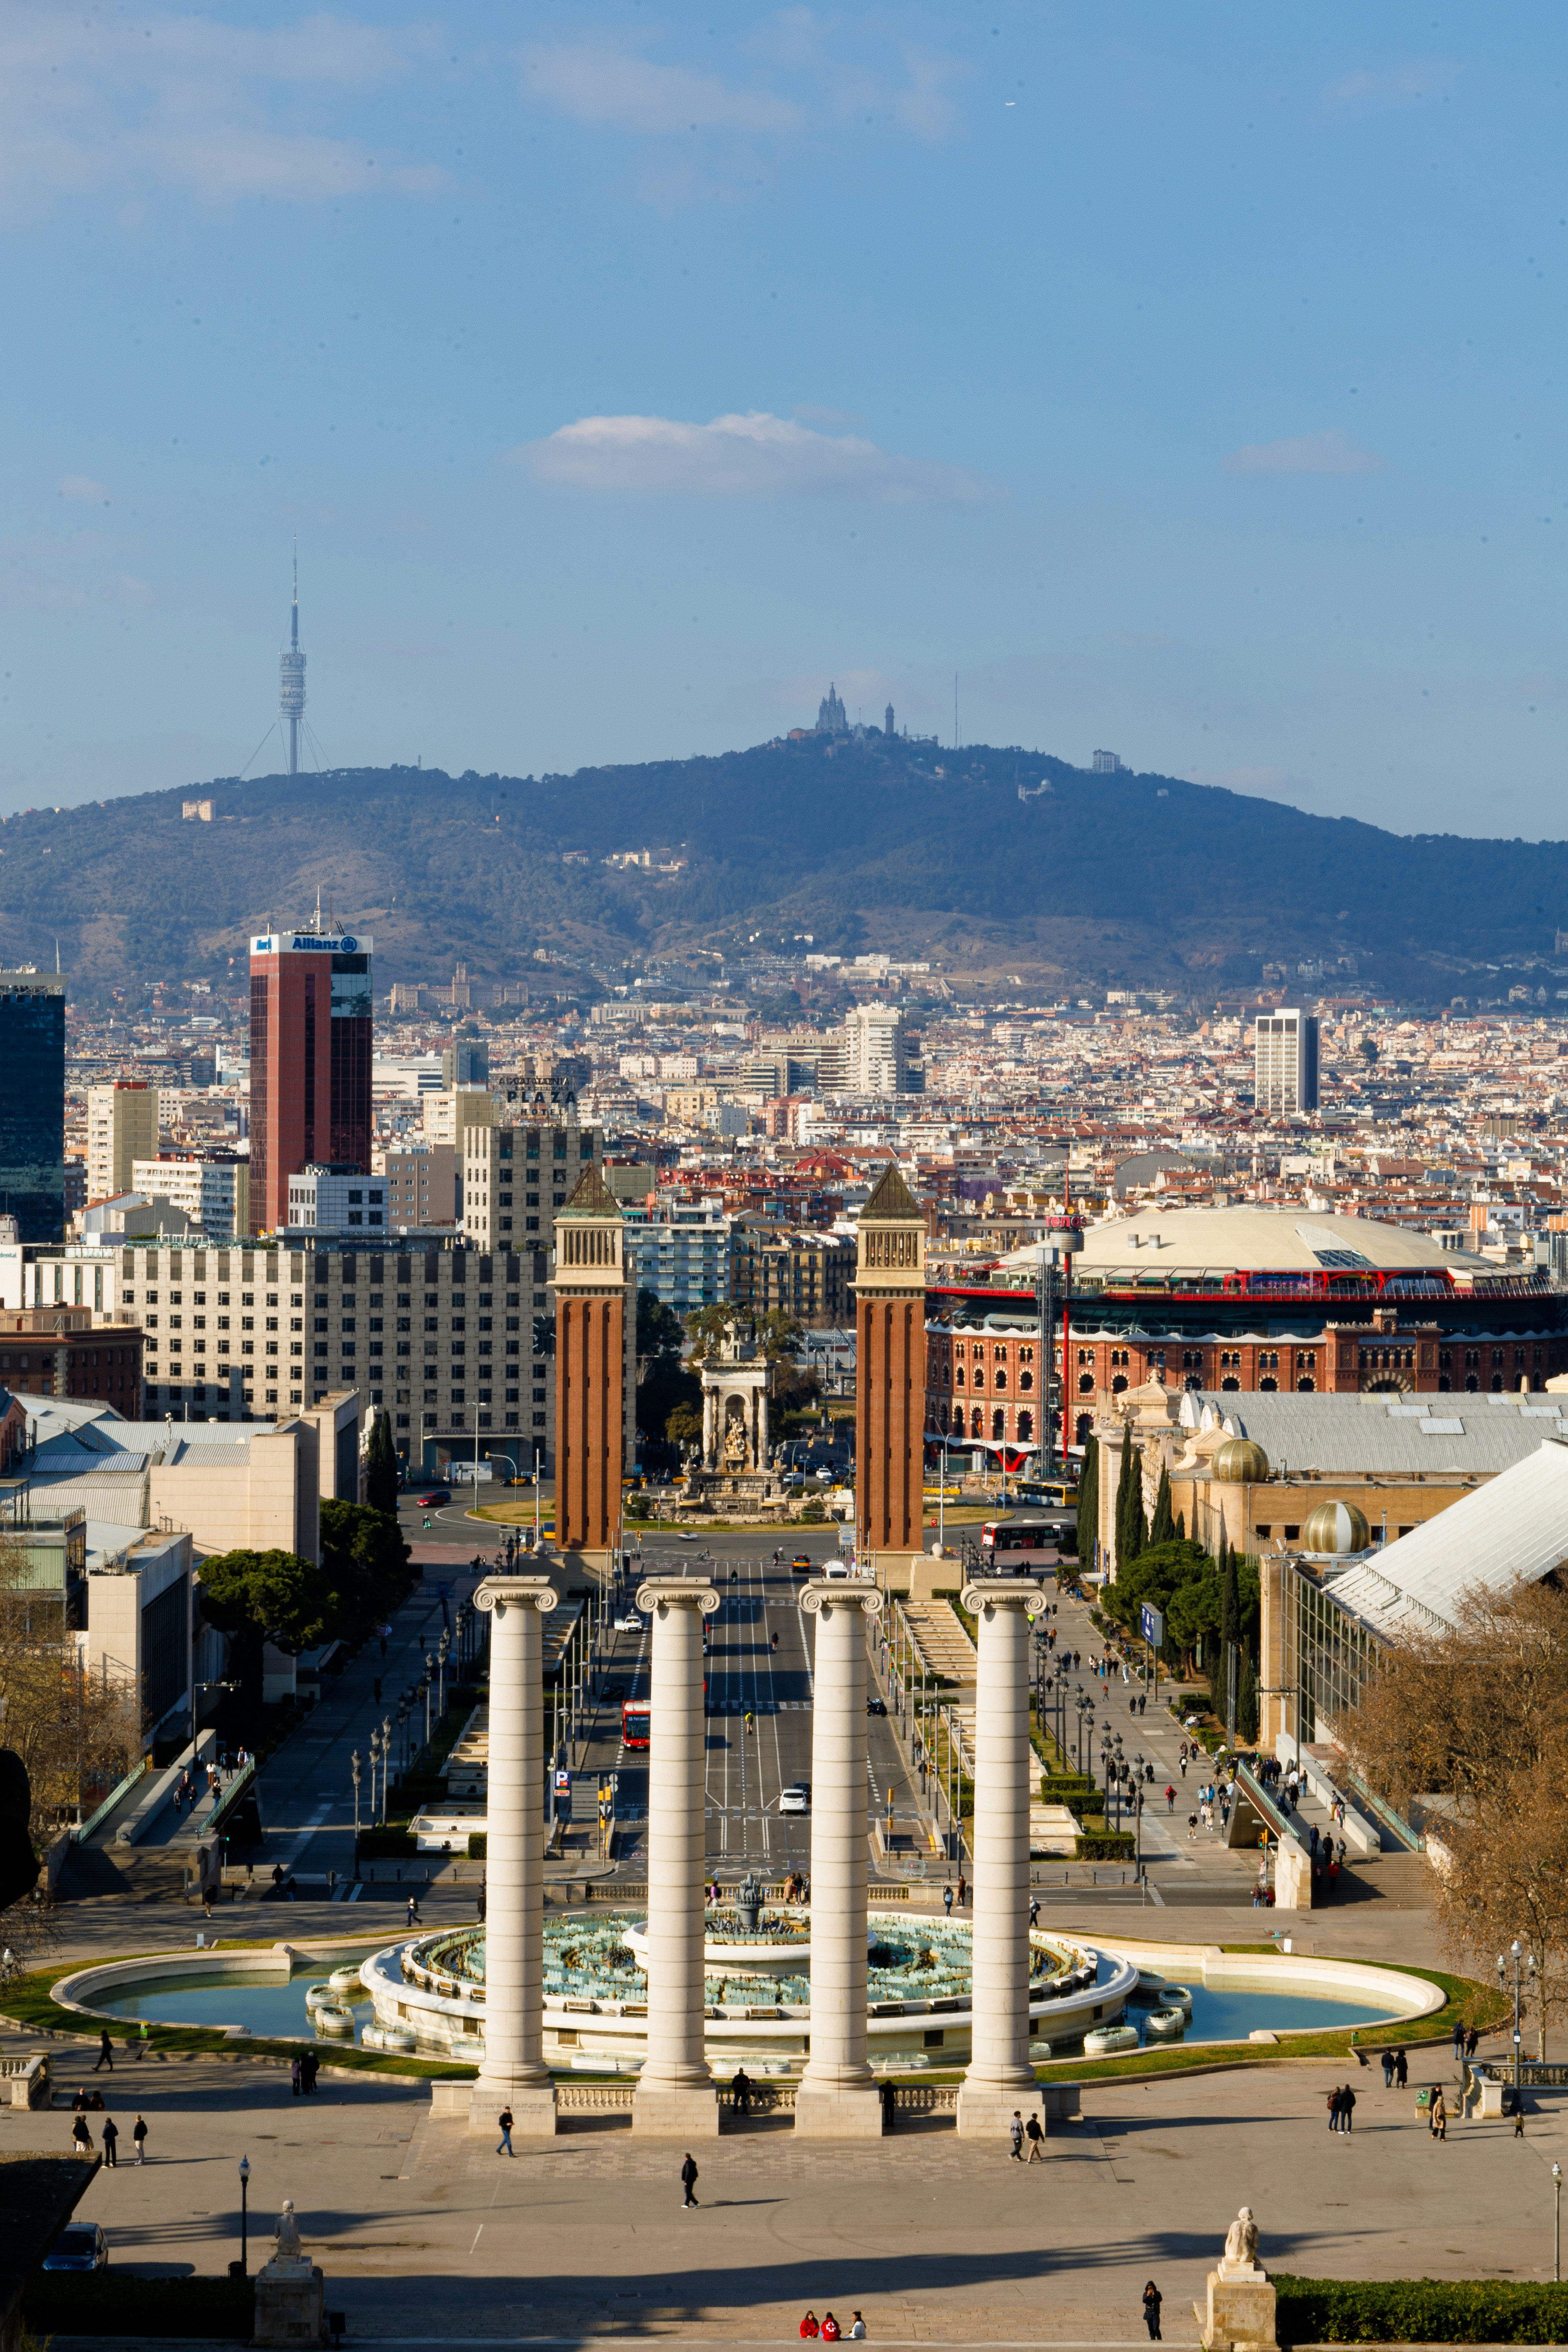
[467,1831,487,1859]
[1075,1831,1136,1861]
[356,1826,417,1858]
[25,2274,256,2338]
[1275,2275,1568,2343]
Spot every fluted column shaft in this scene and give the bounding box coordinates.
[796,1580,884,2132]
[634,1576,720,2133]
[957,1579,1045,2132]
[468,1574,557,2132]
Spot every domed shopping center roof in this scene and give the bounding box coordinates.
[1066,1206,1495,1283]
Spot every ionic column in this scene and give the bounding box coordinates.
[633,1574,721,2136]
[957,1576,1047,2136]
[795,1578,884,2136]
[468,1574,558,2134]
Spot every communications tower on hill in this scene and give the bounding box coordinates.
[278,546,307,776]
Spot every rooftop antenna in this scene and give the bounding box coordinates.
[953,671,959,752]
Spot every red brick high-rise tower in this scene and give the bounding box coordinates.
[553,1164,633,1555]
[855,1162,927,1561]
[248,920,373,1235]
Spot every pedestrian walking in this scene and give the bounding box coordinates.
[1340,2084,1356,2134]
[731,2065,752,2117]
[101,2116,119,2167]
[1024,2112,1045,2164]
[1394,2048,1408,2090]
[1452,2020,1465,2060]
[1513,2093,1525,2139]
[496,2106,514,2156]
[680,2152,700,2208]
[1465,2026,1479,2061]
[1142,2282,1163,2343]
[943,1884,954,1918]
[303,2051,319,2096]
[477,1884,487,1922]
[71,2114,92,2153]
[1028,1893,1040,1928]
[290,2056,302,2098]
[1380,2049,1395,2089]
[1187,1814,1198,1842]
[1165,1785,1176,1813]
[134,2020,149,2061]
[881,2079,896,2131]
[1009,2111,1024,2161]
[1139,1693,1146,1714]
[956,1874,967,1908]
[1430,2088,1447,2141]
[133,2115,148,2164]
[1327,1858,1340,1899]
[1327,2085,1342,2133]
[406,1893,422,1928]
[94,2028,114,2072]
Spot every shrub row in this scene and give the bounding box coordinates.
[25,2274,256,2337]
[1074,1832,1136,1861]
[1275,2274,1568,2343]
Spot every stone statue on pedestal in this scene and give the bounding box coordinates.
[1198,2204,1276,2351]
[253,2197,326,2347]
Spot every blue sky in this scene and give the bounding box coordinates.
[2,1,1564,839]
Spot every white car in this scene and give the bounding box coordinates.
[779,1785,810,1815]
[613,1612,643,1633]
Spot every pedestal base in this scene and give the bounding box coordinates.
[252,2257,325,2347]
[632,2081,721,2137]
[955,2081,1044,2139]
[792,2080,886,2138]
[1198,2266,1277,2351]
[467,2078,558,2136]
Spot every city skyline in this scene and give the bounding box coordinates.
[0,2,1563,840]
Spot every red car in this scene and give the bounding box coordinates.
[415,1488,450,1507]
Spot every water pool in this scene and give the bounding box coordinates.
[1068,1954,1401,2049]
[91,1961,379,2042]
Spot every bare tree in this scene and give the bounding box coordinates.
[0,1541,142,1831]
[1340,1576,1568,2054]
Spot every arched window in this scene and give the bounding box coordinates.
[992,1408,1006,1440]
[1018,1369,1033,1391]
[970,1406,983,1433]
[1465,1374,1479,1393]
[1295,1377,1316,1393]
[1111,1374,1127,1394]
[1259,1377,1278,1393]
[954,1366,965,1388]
[1221,1376,1240,1392]
[1017,1411,1033,1442]
[1075,1413,1093,1445]
[993,1370,1008,1391]
[1078,1373,1095,1394]
[1491,1373,1504,1392]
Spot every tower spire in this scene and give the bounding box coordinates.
[279,542,307,776]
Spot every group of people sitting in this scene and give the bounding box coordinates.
[799,2313,865,2340]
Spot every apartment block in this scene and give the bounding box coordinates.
[461,1118,602,1254]
[373,1143,460,1228]
[423,1088,494,1146]
[131,1153,249,1240]
[87,1082,158,1204]
[286,1164,388,1233]
[730,1222,855,1327]
[628,1200,734,1312]
[1254,1008,1321,1116]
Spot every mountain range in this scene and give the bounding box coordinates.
[5,738,1565,1004]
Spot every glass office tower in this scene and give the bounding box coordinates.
[0,969,65,1242]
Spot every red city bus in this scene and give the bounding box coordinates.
[622,1700,651,1749]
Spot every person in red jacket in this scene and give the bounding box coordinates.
[800,2314,821,2339]
[822,2319,842,2343]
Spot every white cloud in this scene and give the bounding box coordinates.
[524,43,799,135]
[511,411,996,504]
[1329,59,1456,104]
[58,475,112,503]
[1223,430,1385,476]
[0,5,442,215]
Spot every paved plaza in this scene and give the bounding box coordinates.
[4,1984,1563,2343]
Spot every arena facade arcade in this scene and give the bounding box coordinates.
[924,1206,1568,1461]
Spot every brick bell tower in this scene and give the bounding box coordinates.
[553,1164,633,1557]
[854,1160,927,1563]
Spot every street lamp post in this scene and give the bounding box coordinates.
[436,1629,450,1721]
[351,1749,361,1837]
[1553,2161,1562,2284]
[367,1730,380,1825]
[237,2154,251,2276]
[424,1655,436,1747]
[1497,1939,1536,2110]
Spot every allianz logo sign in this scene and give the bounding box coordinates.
[288,934,357,953]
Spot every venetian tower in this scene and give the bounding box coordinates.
[854,1160,927,1563]
[553,1164,633,1559]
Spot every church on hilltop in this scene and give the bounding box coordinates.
[790,684,912,744]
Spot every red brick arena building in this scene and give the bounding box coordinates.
[925,1206,1568,1467]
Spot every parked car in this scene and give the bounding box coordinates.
[43,2225,108,2274]
[415,1489,450,1507]
[613,1611,643,1633]
[866,1696,887,1717]
[790,1553,813,1574]
[779,1784,811,1815]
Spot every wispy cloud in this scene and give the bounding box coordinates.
[1223,430,1384,476]
[524,43,799,135]
[511,411,997,504]
[58,475,112,503]
[0,5,443,216]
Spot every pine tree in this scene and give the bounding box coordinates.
[364,1410,399,1519]
[1149,1463,1175,1549]
[1075,1435,1099,1566]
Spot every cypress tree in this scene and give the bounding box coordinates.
[1075,1434,1099,1565]
[1217,1534,1240,1734]
[1236,1643,1259,1743]
[1117,1436,1148,1567]
[1149,1463,1175,1549]
[364,1410,399,1519]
